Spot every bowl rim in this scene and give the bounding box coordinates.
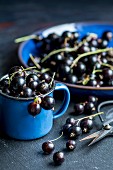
[18,21,113,91]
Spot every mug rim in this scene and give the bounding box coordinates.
[0,74,55,101]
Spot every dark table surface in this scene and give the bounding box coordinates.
[0,0,113,170]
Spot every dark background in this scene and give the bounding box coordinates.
[0,0,113,170]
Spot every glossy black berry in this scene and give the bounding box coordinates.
[42,141,55,154]
[41,96,55,110]
[59,64,71,77]
[37,82,49,94]
[8,66,25,78]
[62,123,72,136]
[74,62,86,75]
[88,96,98,105]
[102,31,113,41]
[102,68,113,80]
[72,31,79,40]
[22,87,33,97]
[28,81,38,90]
[74,104,84,115]
[10,77,25,91]
[62,31,72,38]
[28,102,41,116]
[66,118,76,126]
[66,140,76,151]
[68,126,82,139]
[85,102,96,115]
[80,118,93,133]
[39,73,51,83]
[66,74,78,84]
[88,79,97,87]
[53,151,65,165]
[26,73,39,85]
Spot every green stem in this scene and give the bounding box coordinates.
[41,68,50,73]
[70,48,113,68]
[29,53,41,69]
[49,72,56,87]
[75,112,104,122]
[50,132,63,142]
[92,69,102,74]
[101,63,113,70]
[41,33,96,63]
[14,34,37,43]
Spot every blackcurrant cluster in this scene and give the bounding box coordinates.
[0,66,54,98]
[74,96,98,116]
[27,30,113,87]
[0,66,55,116]
[41,108,102,165]
[28,95,55,116]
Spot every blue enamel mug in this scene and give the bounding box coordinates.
[0,76,70,140]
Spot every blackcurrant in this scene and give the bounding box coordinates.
[28,81,38,90]
[68,126,82,139]
[80,118,93,133]
[26,73,39,85]
[37,82,49,94]
[41,96,55,110]
[28,102,41,116]
[53,151,65,165]
[66,118,76,126]
[85,102,96,115]
[39,73,51,83]
[66,140,76,151]
[102,31,113,41]
[88,96,98,105]
[62,123,72,136]
[10,77,25,91]
[8,66,25,78]
[74,104,84,115]
[66,74,78,84]
[22,87,33,97]
[42,141,54,154]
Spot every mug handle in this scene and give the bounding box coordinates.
[53,82,70,119]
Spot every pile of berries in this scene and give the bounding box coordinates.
[27,30,113,87]
[0,66,55,116]
[41,95,100,165]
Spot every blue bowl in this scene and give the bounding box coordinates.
[18,22,113,98]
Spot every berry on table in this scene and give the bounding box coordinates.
[74,103,84,115]
[66,140,76,151]
[80,118,93,133]
[53,151,65,165]
[68,126,82,139]
[66,117,76,126]
[42,141,55,154]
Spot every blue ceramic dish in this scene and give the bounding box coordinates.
[18,22,113,98]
